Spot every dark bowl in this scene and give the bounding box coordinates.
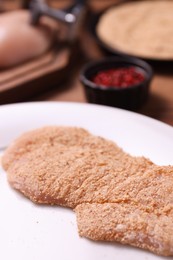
[80,57,153,111]
[88,2,173,65]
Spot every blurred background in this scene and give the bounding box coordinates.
[0,0,173,126]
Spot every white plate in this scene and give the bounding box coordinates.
[0,101,172,260]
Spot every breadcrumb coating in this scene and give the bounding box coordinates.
[75,203,173,256]
[2,126,173,256]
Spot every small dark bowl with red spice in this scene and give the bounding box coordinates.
[80,57,153,111]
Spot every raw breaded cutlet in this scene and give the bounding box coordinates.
[75,202,173,256]
[1,126,173,256]
[2,126,154,207]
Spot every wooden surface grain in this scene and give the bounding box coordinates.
[2,0,173,126]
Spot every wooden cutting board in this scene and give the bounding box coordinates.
[0,46,71,104]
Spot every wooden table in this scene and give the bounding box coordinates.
[3,0,173,127]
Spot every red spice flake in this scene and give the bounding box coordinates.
[92,66,145,88]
